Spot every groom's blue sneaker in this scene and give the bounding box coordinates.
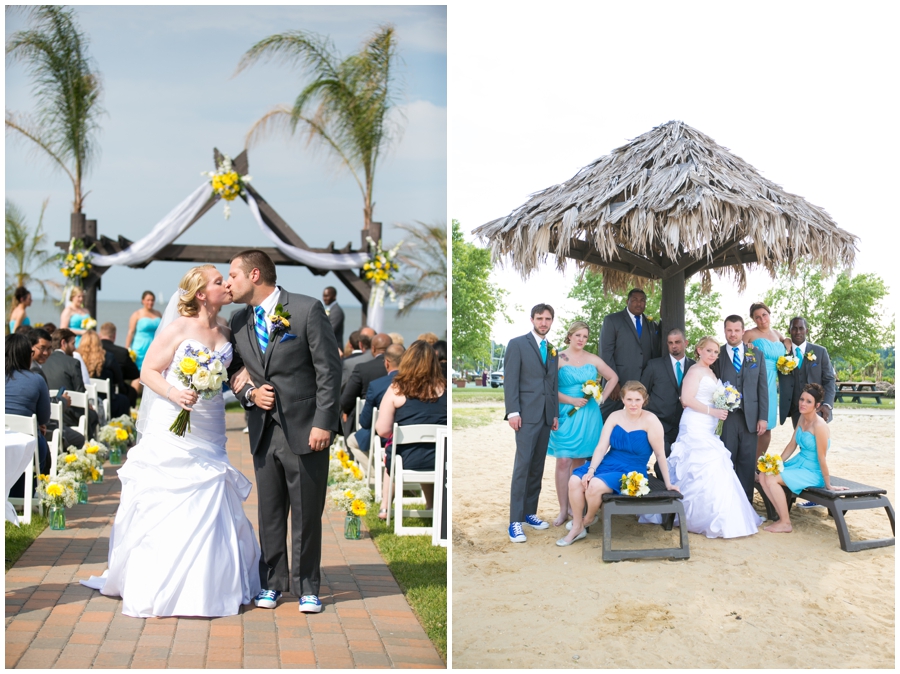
[524,514,550,530]
[508,522,526,542]
[254,589,281,609]
[298,595,323,613]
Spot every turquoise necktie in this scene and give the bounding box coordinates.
[675,361,683,386]
[795,346,802,367]
[540,339,547,364]
[733,347,741,373]
[254,305,269,353]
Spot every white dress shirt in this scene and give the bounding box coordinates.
[793,341,808,358]
[670,354,687,381]
[727,342,744,365]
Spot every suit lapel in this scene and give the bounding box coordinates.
[664,357,678,390]
[244,305,265,367]
[525,333,546,370]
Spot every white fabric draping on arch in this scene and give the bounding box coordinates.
[91,183,370,272]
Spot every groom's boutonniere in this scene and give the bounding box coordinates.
[268,304,297,343]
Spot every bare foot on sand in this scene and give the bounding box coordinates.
[553,513,568,527]
[764,522,793,533]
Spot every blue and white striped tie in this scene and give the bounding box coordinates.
[733,347,741,373]
[254,305,269,353]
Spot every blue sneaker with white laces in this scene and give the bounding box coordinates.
[798,500,824,509]
[524,514,550,530]
[254,589,281,609]
[508,521,526,542]
[298,595,323,613]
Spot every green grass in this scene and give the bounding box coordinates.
[363,508,446,661]
[833,398,894,410]
[5,514,48,572]
[452,387,504,403]
[453,406,502,430]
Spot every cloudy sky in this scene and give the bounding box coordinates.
[6,5,446,305]
[449,1,896,344]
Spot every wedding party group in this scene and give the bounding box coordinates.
[504,289,845,548]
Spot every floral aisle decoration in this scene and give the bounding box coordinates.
[364,237,402,306]
[202,154,252,219]
[776,354,800,375]
[568,380,602,416]
[58,447,101,503]
[168,344,229,436]
[757,450,785,475]
[619,471,650,497]
[83,439,109,482]
[329,446,364,484]
[59,238,93,285]
[36,474,79,530]
[99,423,130,464]
[331,477,374,540]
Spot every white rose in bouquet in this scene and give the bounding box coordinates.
[192,368,212,390]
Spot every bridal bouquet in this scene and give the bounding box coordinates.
[776,354,800,375]
[620,471,650,497]
[169,344,229,436]
[757,450,785,475]
[568,380,602,416]
[712,381,742,411]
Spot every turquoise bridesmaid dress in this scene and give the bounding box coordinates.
[8,316,30,333]
[751,338,782,430]
[69,313,91,347]
[132,317,161,369]
[781,428,826,493]
[548,364,603,460]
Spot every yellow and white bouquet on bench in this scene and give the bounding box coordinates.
[169,344,229,436]
[776,354,800,375]
[712,381,742,411]
[568,379,603,416]
[757,450,784,475]
[620,471,650,497]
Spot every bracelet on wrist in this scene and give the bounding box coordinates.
[166,385,173,401]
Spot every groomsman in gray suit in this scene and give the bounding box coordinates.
[504,304,559,543]
[641,328,695,476]
[713,315,769,502]
[598,289,661,419]
[779,317,835,427]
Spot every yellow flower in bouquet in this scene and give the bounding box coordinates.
[179,357,198,376]
[619,471,650,497]
[757,451,784,475]
[47,483,64,497]
[351,499,367,516]
[776,355,799,375]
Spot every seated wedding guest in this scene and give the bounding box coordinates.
[43,328,98,437]
[388,332,404,346]
[6,334,51,498]
[349,343,404,452]
[433,340,448,377]
[641,328,695,476]
[28,327,84,448]
[556,381,676,546]
[78,330,130,418]
[9,287,32,334]
[417,331,439,345]
[375,340,447,519]
[342,332,373,386]
[758,383,847,533]
[341,334,392,432]
[99,322,140,405]
[41,322,57,335]
[548,321,618,527]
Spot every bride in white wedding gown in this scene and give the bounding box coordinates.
[82,265,260,617]
[663,336,762,538]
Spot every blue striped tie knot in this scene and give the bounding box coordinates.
[254,305,269,353]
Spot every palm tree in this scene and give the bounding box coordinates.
[392,221,446,316]
[6,5,104,213]
[5,198,61,319]
[236,25,401,230]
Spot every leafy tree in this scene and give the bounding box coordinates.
[6,6,104,213]
[683,282,723,347]
[5,198,59,319]
[392,221,446,317]
[762,260,828,335]
[451,220,505,366]
[237,25,401,231]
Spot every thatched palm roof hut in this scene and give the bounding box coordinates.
[474,120,858,335]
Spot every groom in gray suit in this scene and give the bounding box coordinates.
[226,250,342,614]
[598,289,661,419]
[504,304,559,543]
[712,315,769,502]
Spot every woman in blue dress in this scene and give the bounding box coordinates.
[743,302,792,458]
[758,383,847,533]
[59,286,91,346]
[556,381,678,546]
[8,287,32,333]
[126,291,162,370]
[547,322,618,527]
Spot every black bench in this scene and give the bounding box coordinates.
[755,476,895,552]
[589,476,690,562]
[834,391,883,404]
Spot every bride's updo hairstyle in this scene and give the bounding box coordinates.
[564,321,590,345]
[694,335,719,358]
[802,382,825,406]
[620,380,649,406]
[178,264,217,317]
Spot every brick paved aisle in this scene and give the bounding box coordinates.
[5,412,445,669]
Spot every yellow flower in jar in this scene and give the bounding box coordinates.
[179,357,198,375]
[47,483,64,497]
[344,489,355,499]
[115,428,129,442]
[65,454,77,464]
[85,444,98,454]
[351,499,367,516]
[91,469,100,481]
[350,465,363,480]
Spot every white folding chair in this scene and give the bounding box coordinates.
[432,428,449,547]
[49,389,89,441]
[349,397,369,473]
[372,407,384,501]
[48,401,64,478]
[5,413,42,523]
[388,423,444,536]
[89,378,111,425]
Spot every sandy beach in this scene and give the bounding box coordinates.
[451,404,895,668]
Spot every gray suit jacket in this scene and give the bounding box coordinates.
[230,290,342,455]
[342,351,374,387]
[713,344,768,434]
[641,355,695,437]
[326,302,345,348]
[778,342,835,424]
[41,350,86,427]
[503,333,559,426]
[598,309,661,386]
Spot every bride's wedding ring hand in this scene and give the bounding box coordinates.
[231,366,254,393]
[178,390,198,411]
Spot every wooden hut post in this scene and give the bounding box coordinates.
[660,272,686,344]
[83,218,99,318]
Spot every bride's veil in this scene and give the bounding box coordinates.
[135,289,184,440]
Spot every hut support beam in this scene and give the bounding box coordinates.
[660,271,685,341]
